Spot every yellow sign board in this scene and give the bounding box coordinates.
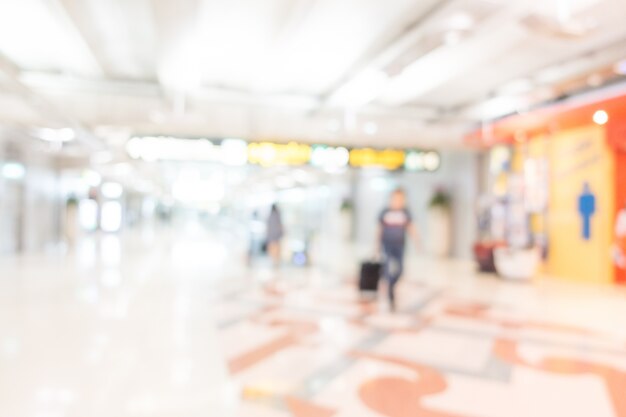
[247,142,312,166]
[349,148,405,170]
[546,125,614,284]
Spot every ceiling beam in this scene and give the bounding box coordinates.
[44,0,106,76]
[313,0,455,112]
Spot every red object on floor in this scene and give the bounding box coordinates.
[473,241,506,273]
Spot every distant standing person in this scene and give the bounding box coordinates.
[267,204,284,266]
[378,188,419,311]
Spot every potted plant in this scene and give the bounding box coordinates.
[340,198,353,241]
[428,187,452,257]
[65,195,80,248]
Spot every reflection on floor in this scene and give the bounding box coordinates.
[1,232,626,417]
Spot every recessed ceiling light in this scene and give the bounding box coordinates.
[593,110,609,126]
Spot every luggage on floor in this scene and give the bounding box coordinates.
[359,261,382,292]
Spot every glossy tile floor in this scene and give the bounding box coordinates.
[1,230,626,417]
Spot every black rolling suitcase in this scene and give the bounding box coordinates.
[359,261,382,292]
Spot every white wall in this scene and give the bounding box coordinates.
[21,161,61,253]
[353,150,479,259]
[0,143,62,255]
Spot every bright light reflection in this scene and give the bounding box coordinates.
[101,182,123,199]
[172,241,227,268]
[101,202,123,233]
[1,162,25,180]
[79,199,99,232]
[100,235,122,265]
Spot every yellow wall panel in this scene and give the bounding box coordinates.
[547,125,614,284]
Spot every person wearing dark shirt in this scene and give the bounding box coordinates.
[377,188,419,311]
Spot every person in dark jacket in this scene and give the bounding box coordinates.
[377,188,420,311]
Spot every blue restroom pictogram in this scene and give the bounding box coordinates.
[578,182,596,241]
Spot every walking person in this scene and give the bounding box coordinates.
[266,204,284,267]
[377,188,419,311]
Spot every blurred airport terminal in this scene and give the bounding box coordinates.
[1,1,626,416]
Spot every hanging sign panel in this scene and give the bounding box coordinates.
[247,142,312,166]
[349,148,405,170]
[126,136,440,172]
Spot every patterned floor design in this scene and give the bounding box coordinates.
[217,275,626,417]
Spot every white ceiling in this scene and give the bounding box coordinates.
[0,0,626,152]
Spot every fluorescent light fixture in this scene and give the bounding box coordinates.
[329,69,389,108]
[593,110,609,125]
[37,128,75,142]
[101,182,124,199]
[1,162,25,180]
